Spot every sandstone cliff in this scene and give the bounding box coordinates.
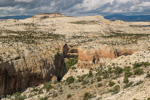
[0,44,68,96]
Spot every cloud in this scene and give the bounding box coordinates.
[14,0,33,2]
[0,0,150,17]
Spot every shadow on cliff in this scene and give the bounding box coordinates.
[0,53,67,97]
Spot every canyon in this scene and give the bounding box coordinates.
[0,13,150,100]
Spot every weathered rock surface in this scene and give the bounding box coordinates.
[0,43,68,96]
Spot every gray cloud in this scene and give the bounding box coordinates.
[0,0,150,17]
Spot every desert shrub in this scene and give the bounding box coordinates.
[147,97,150,100]
[124,71,133,77]
[54,80,58,84]
[83,92,93,100]
[102,71,109,79]
[66,57,78,71]
[96,69,102,76]
[31,88,39,92]
[109,85,120,94]
[124,82,133,88]
[114,67,123,75]
[88,70,93,77]
[134,68,144,75]
[66,76,75,84]
[13,92,26,100]
[133,99,137,100]
[82,80,89,85]
[44,82,52,92]
[109,81,115,87]
[146,73,150,78]
[134,80,143,86]
[67,94,72,99]
[98,83,103,87]
[123,77,129,84]
[97,77,102,82]
[108,67,112,74]
[124,66,131,72]
[78,74,87,82]
[40,96,48,100]
[133,62,150,69]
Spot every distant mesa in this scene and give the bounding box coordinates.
[32,13,66,19]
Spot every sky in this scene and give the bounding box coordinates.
[0,0,150,17]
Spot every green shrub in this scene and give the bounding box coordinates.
[134,68,144,75]
[54,80,58,84]
[88,70,93,77]
[147,97,150,100]
[102,71,109,79]
[83,92,93,100]
[13,92,26,100]
[108,67,112,74]
[98,83,103,87]
[66,76,75,84]
[40,96,48,100]
[133,62,150,69]
[146,73,150,78]
[133,99,137,100]
[124,66,131,72]
[124,82,133,88]
[67,94,72,99]
[96,70,102,76]
[109,81,115,87]
[66,58,78,71]
[31,87,39,92]
[97,77,102,82]
[78,74,87,82]
[109,85,120,94]
[82,80,89,85]
[123,77,129,84]
[44,82,52,92]
[114,67,123,75]
[124,71,133,77]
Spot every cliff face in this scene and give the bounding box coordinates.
[0,45,68,96]
[73,45,145,68]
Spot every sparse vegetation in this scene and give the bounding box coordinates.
[123,77,129,84]
[124,82,133,88]
[88,70,93,77]
[109,81,116,87]
[66,76,75,84]
[109,85,120,94]
[114,67,123,75]
[40,96,48,100]
[44,82,52,92]
[83,92,93,100]
[98,83,103,87]
[134,68,144,75]
[97,77,102,82]
[67,94,72,99]
[66,57,78,71]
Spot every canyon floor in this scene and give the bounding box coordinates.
[0,13,150,100]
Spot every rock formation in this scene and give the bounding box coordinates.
[0,44,68,96]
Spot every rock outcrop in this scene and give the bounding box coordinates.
[76,44,148,68]
[0,44,68,96]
